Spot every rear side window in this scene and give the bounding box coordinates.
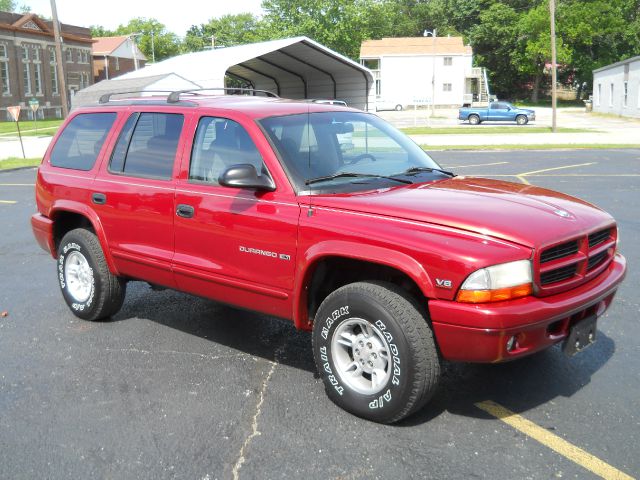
[109,112,184,180]
[50,113,116,170]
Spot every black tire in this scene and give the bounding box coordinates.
[312,281,440,424]
[57,228,126,321]
[516,114,528,125]
[395,104,403,111]
[468,114,480,125]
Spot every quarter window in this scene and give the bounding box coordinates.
[189,117,266,184]
[109,112,184,180]
[50,113,117,170]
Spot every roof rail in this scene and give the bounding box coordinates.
[166,88,279,103]
[98,90,181,104]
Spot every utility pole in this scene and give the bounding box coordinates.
[549,0,557,132]
[50,0,68,118]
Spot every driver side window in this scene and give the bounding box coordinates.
[189,116,266,184]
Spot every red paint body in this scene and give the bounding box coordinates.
[32,97,626,363]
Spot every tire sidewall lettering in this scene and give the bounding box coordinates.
[58,240,96,315]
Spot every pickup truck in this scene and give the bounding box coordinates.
[459,101,535,125]
[31,91,625,424]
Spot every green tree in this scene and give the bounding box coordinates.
[183,13,266,52]
[0,0,16,11]
[90,25,115,38]
[114,18,181,62]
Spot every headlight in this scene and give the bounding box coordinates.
[457,260,532,303]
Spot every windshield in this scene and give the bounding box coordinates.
[258,111,448,192]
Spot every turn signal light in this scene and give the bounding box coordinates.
[456,283,533,303]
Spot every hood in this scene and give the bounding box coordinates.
[311,177,614,248]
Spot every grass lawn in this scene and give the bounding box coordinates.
[0,119,63,137]
[512,99,585,108]
[422,144,640,151]
[402,126,594,135]
[0,157,41,170]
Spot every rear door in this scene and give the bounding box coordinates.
[93,108,188,287]
[173,113,300,319]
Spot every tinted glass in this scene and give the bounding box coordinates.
[189,116,265,184]
[111,112,184,180]
[50,113,116,170]
[109,112,138,173]
[259,112,442,191]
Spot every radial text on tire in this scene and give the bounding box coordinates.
[312,281,441,423]
[57,228,126,321]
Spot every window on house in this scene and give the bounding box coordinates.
[115,57,120,70]
[49,49,56,63]
[375,79,382,96]
[623,81,628,108]
[109,112,184,180]
[50,113,117,170]
[596,83,601,106]
[66,49,73,62]
[50,64,58,94]
[23,62,31,95]
[362,58,380,70]
[22,46,28,61]
[443,83,452,92]
[189,117,266,184]
[34,48,41,62]
[609,83,614,107]
[34,63,43,95]
[0,45,9,95]
[444,57,452,66]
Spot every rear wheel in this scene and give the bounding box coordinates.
[57,228,126,321]
[516,114,528,125]
[468,114,480,125]
[312,281,440,424]
[395,104,403,111]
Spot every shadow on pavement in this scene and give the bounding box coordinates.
[113,282,615,426]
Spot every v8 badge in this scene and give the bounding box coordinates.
[436,278,453,289]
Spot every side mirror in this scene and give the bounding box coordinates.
[219,164,275,191]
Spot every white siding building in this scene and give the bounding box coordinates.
[593,55,640,118]
[360,37,486,109]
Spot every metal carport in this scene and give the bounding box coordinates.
[95,36,375,110]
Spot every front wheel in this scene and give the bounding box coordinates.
[312,281,440,423]
[57,228,126,321]
[394,104,403,111]
[516,114,528,125]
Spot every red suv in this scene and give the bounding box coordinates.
[31,91,626,423]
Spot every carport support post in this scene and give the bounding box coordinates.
[550,0,557,132]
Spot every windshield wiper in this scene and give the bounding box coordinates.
[398,166,456,177]
[305,172,412,186]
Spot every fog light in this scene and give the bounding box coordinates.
[506,335,517,352]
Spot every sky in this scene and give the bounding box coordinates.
[24,0,265,36]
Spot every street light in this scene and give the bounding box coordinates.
[128,32,143,70]
[423,29,437,119]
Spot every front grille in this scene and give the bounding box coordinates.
[588,251,608,270]
[540,240,579,263]
[541,264,578,285]
[588,229,611,248]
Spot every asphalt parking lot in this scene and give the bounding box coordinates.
[1,149,638,480]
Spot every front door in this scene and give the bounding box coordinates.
[173,114,300,319]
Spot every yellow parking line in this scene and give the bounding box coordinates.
[476,401,634,480]
[0,200,17,204]
[518,162,597,176]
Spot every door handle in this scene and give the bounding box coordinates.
[92,193,107,205]
[176,204,195,218]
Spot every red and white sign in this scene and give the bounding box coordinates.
[7,105,21,122]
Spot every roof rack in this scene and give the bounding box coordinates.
[98,90,179,104]
[167,88,279,103]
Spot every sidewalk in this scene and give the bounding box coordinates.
[0,136,52,160]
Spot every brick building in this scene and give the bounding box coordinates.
[0,12,93,120]
[93,36,146,83]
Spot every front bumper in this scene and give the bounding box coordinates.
[429,253,626,363]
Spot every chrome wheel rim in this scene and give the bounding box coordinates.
[331,318,391,395]
[64,251,93,303]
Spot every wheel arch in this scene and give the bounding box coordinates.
[50,201,119,275]
[293,242,435,330]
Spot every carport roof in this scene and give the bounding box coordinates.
[117,36,373,103]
